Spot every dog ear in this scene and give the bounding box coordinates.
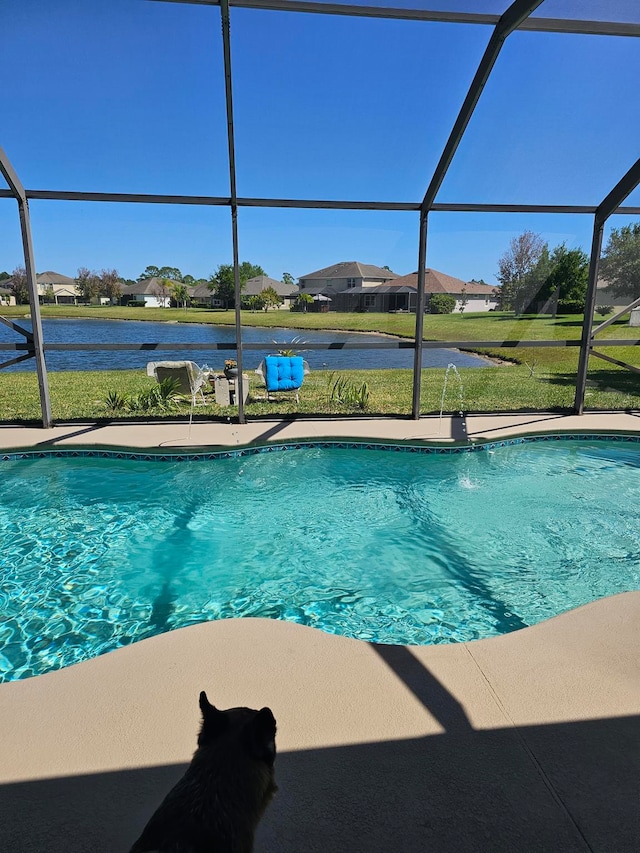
[198,691,229,743]
[246,707,277,766]
[199,690,214,714]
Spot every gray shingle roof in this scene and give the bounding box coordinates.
[37,270,77,286]
[190,282,215,298]
[243,275,298,297]
[298,283,340,295]
[347,285,416,294]
[389,270,498,295]
[299,261,399,281]
[120,276,180,295]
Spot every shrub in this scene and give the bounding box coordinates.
[104,378,182,414]
[155,377,182,406]
[596,305,613,316]
[429,294,456,314]
[104,390,127,412]
[126,391,156,413]
[557,300,585,314]
[327,373,370,411]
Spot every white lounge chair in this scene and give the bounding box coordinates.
[150,361,210,406]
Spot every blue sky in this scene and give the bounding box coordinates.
[1,0,639,284]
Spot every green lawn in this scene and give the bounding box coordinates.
[0,306,638,422]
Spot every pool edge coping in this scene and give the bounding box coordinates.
[3,428,640,461]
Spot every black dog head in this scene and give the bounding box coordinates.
[198,691,277,767]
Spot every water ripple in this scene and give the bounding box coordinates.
[0,441,639,680]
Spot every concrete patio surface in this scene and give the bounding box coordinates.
[0,595,638,852]
[0,414,639,851]
[1,410,640,451]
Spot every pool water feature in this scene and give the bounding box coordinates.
[0,437,638,681]
[438,363,465,435]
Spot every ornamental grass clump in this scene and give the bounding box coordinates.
[327,372,370,411]
[104,390,127,412]
[103,378,182,414]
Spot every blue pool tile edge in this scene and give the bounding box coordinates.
[2,431,640,462]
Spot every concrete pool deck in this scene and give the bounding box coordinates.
[0,412,639,851]
[1,410,640,451]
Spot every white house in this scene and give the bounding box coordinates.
[120,277,178,308]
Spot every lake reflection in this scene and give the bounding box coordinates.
[0,318,491,372]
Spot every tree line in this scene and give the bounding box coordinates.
[0,262,299,308]
[135,262,299,310]
[4,222,637,312]
[497,223,640,314]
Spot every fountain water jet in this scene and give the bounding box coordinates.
[438,363,465,436]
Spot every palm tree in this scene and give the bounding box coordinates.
[171,283,190,309]
[296,292,314,313]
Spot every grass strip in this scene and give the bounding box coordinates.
[0,363,638,424]
[0,308,637,421]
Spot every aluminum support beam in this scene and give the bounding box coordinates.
[596,159,640,224]
[0,314,34,340]
[431,203,640,215]
[220,0,246,423]
[0,354,33,371]
[0,189,231,205]
[411,1,542,418]
[590,349,640,375]
[3,189,640,216]
[591,296,640,337]
[573,218,605,415]
[17,201,54,427]
[0,146,53,427]
[411,211,428,419]
[574,158,640,414]
[148,1,640,38]
[0,148,26,201]
[421,0,544,214]
[0,338,606,352]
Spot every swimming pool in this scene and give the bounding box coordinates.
[1,435,639,681]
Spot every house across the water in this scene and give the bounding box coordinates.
[37,271,80,304]
[296,261,498,312]
[120,277,179,308]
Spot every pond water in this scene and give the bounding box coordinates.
[0,318,492,372]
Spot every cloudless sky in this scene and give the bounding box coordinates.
[1,0,639,284]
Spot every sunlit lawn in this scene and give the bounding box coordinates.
[0,306,638,422]
[1,362,639,423]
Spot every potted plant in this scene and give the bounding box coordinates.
[223,358,239,379]
[270,336,307,357]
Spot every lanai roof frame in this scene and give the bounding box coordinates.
[2,0,640,426]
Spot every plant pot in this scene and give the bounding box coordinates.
[224,367,239,380]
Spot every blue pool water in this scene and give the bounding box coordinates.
[1,438,639,681]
